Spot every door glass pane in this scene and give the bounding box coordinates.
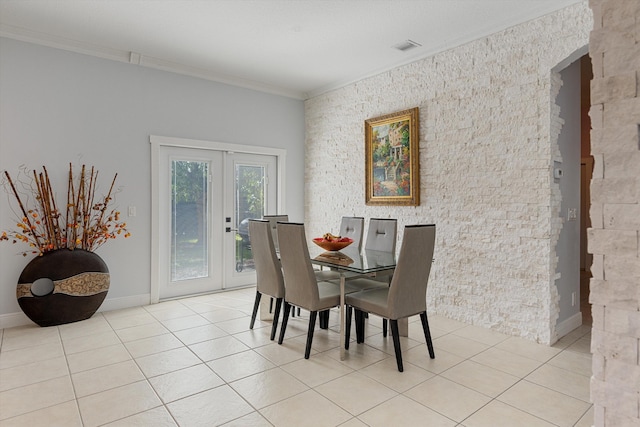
[171,160,208,281]
[235,164,265,272]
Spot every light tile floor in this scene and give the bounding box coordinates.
[0,287,593,426]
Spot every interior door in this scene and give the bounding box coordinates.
[157,146,278,299]
[159,147,224,299]
[223,152,277,288]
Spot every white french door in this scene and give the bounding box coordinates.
[152,137,282,301]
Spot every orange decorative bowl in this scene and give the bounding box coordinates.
[312,237,353,251]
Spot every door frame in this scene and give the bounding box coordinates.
[150,135,287,304]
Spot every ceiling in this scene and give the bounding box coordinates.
[0,0,582,99]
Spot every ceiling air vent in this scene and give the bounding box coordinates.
[393,39,422,52]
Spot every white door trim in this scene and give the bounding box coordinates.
[150,135,287,304]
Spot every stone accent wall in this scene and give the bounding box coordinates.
[588,0,640,424]
[305,3,591,344]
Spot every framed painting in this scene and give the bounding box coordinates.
[365,107,420,206]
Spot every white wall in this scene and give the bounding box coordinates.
[0,38,305,327]
[304,2,591,344]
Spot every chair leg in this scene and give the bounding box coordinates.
[250,291,262,329]
[278,302,292,345]
[305,311,318,359]
[345,305,352,350]
[390,319,404,372]
[319,310,330,329]
[420,311,435,359]
[270,298,283,340]
[269,297,273,313]
[355,309,365,343]
[382,318,387,337]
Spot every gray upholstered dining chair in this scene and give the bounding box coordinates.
[262,214,288,251]
[344,224,436,372]
[276,222,341,359]
[248,219,286,340]
[313,216,364,283]
[339,216,365,251]
[364,218,397,252]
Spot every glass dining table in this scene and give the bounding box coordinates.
[309,245,396,360]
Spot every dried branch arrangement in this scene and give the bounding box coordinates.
[1,164,130,256]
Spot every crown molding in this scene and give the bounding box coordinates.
[0,24,307,100]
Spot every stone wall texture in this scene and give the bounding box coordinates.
[305,2,591,344]
[588,0,640,425]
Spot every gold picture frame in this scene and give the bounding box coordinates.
[365,107,420,206]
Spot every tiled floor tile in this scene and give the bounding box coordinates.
[440,360,520,397]
[359,357,433,393]
[1,326,60,352]
[525,364,591,402]
[405,375,491,422]
[231,368,308,409]
[281,353,354,387]
[71,359,145,397]
[433,334,490,359]
[495,336,561,363]
[124,333,184,358]
[160,314,210,331]
[106,312,158,330]
[149,363,224,403]
[0,399,82,427]
[403,346,464,374]
[147,305,197,321]
[361,332,422,356]
[547,350,592,376]
[58,315,112,340]
[66,343,131,374]
[0,355,69,392]
[189,335,250,361]
[470,347,542,377]
[102,406,178,426]
[427,315,469,333]
[208,350,276,382]
[233,326,278,348]
[135,347,201,378]
[214,316,260,334]
[325,343,390,370]
[254,341,309,366]
[167,385,253,426]
[114,322,169,342]
[77,380,162,427]
[199,308,248,323]
[316,371,397,415]
[260,389,352,427]
[220,411,273,426]
[461,400,555,427]
[358,394,456,427]
[0,376,75,420]
[62,329,121,354]
[497,380,591,427]
[452,325,510,346]
[172,323,228,345]
[0,341,64,369]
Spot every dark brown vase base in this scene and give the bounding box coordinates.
[17,249,110,327]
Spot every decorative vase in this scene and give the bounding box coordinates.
[16,249,110,327]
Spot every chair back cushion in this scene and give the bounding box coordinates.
[262,215,289,250]
[364,218,398,252]
[339,216,364,251]
[248,220,285,298]
[387,224,436,319]
[276,222,320,308]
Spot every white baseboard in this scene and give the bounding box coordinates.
[0,293,151,330]
[556,311,583,339]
